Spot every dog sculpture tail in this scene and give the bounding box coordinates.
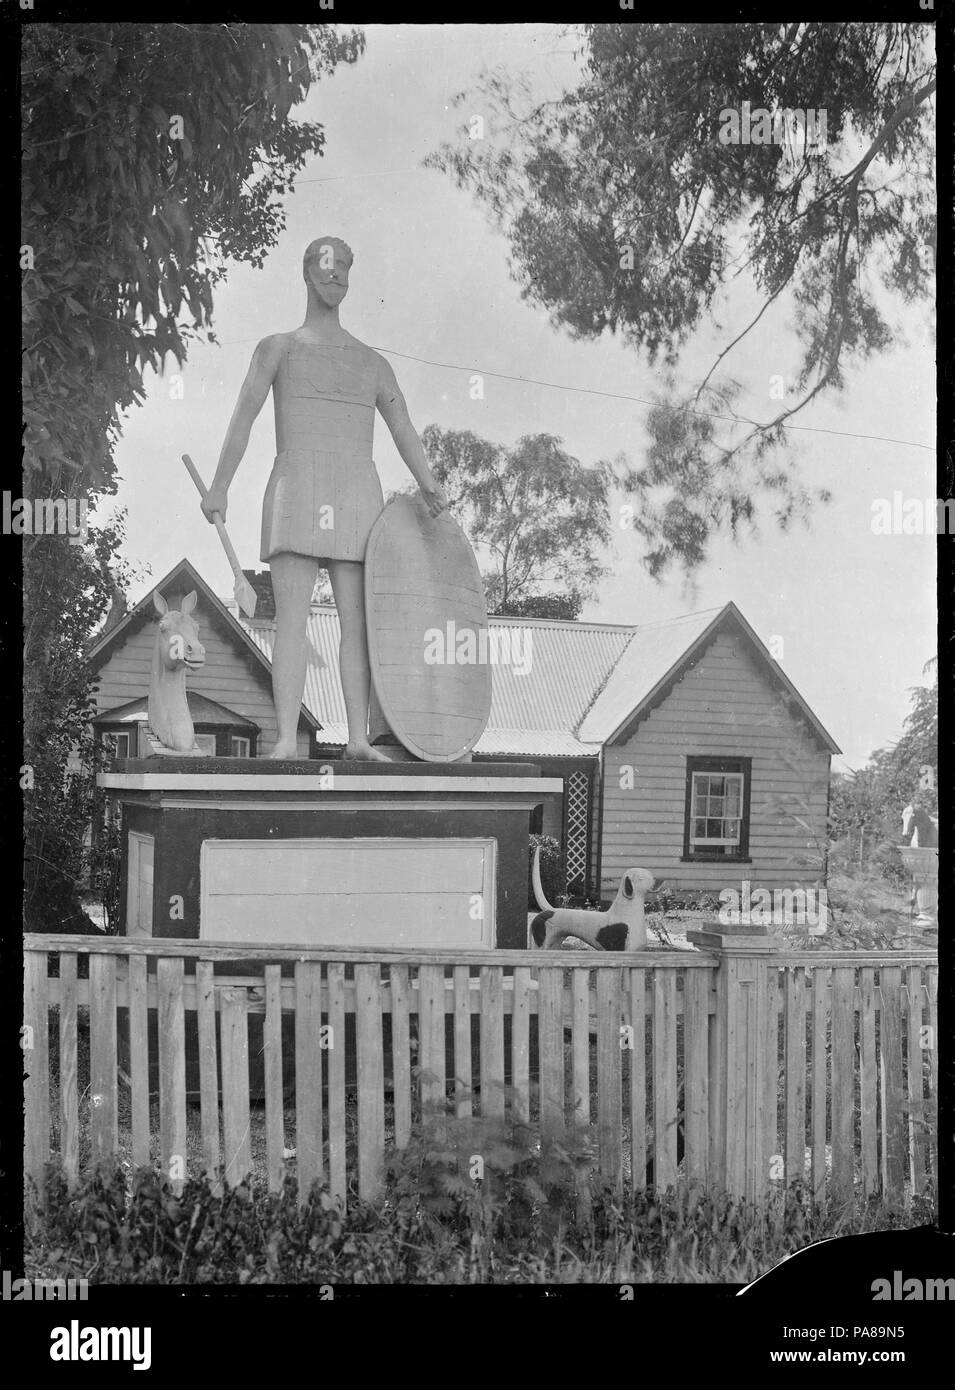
[531,845,554,913]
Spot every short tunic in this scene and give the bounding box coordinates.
[261,344,384,565]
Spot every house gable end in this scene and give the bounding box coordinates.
[607,605,839,755]
[88,558,319,733]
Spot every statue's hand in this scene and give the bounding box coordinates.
[201,487,228,524]
[419,479,448,518]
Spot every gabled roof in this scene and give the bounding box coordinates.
[87,558,319,733]
[581,602,840,753]
[232,599,840,757]
[107,563,838,757]
[93,692,259,728]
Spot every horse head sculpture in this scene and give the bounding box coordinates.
[147,590,207,754]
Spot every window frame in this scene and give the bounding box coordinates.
[682,756,752,863]
[100,728,133,761]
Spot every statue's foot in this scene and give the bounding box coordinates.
[268,741,300,760]
[344,740,394,762]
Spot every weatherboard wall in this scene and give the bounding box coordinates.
[600,631,831,894]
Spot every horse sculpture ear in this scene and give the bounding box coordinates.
[180,590,198,616]
[153,591,169,616]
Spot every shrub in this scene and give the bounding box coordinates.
[28,1148,935,1286]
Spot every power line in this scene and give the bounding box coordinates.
[371,346,934,452]
[210,335,934,453]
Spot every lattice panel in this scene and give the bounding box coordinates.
[565,771,590,883]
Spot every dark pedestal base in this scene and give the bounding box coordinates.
[101,759,557,1098]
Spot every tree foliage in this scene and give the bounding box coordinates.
[23,517,137,931]
[417,425,615,612]
[867,670,938,816]
[495,592,583,621]
[21,22,364,928]
[829,670,937,870]
[23,21,364,499]
[429,22,936,576]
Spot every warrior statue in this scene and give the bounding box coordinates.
[202,237,447,759]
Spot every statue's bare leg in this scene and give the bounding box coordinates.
[327,557,392,761]
[269,552,319,758]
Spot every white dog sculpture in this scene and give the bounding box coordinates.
[529,846,656,951]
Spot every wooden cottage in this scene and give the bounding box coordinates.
[88,559,839,900]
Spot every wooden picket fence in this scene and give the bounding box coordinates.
[23,934,938,1213]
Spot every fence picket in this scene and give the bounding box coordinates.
[927,968,937,1102]
[452,966,472,1118]
[880,966,904,1202]
[294,961,323,1204]
[480,968,505,1120]
[511,967,531,1125]
[652,969,678,1189]
[355,964,385,1201]
[858,968,878,1199]
[326,963,347,1206]
[596,969,622,1192]
[127,955,151,1172]
[572,969,591,1127]
[157,957,187,1192]
[390,965,412,1148]
[89,954,118,1170]
[830,967,855,1204]
[58,952,79,1190]
[810,966,829,1202]
[784,967,807,1185]
[195,960,221,1192]
[538,967,565,1142]
[761,964,778,1204]
[683,968,709,1185]
[906,966,926,1195]
[24,951,50,1201]
[417,965,446,1129]
[263,965,285,1195]
[629,968,647,1192]
[220,987,251,1189]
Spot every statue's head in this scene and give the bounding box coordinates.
[303,236,353,308]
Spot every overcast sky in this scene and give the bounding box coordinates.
[105,23,936,770]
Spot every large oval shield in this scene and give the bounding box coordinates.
[365,496,492,762]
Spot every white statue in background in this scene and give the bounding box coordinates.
[202,237,448,759]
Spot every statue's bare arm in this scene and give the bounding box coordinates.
[375,355,447,517]
[201,335,285,523]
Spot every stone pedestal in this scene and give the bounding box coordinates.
[899,846,939,932]
[99,758,557,1098]
[101,758,557,949]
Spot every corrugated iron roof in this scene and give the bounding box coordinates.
[231,600,839,755]
[238,607,634,752]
